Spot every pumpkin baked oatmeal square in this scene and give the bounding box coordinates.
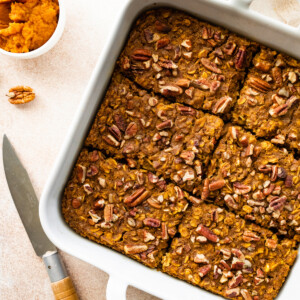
[232,48,300,141]
[142,113,224,194]
[62,149,189,268]
[85,72,210,164]
[202,125,300,238]
[120,8,258,117]
[162,203,298,300]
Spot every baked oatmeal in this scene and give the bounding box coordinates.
[162,203,298,300]
[62,149,189,268]
[120,8,258,117]
[202,125,300,238]
[232,48,300,142]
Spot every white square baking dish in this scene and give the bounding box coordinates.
[39,0,300,299]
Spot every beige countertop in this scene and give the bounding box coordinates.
[0,0,299,299]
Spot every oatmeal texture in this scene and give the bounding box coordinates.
[62,8,300,300]
[0,0,59,53]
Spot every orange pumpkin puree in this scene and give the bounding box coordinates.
[0,0,59,53]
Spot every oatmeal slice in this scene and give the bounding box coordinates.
[232,48,300,140]
[120,8,258,117]
[162,203,298,300]
[62,149,189,268]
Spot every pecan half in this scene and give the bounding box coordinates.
[196,224,219,242]
[114,114,127,132]
[131,49,152,61]
[6,86,35,104]
[103,135,120,147]
[233,182,251,195]
[124,122,138,139]
[235,46,247,69]
[108,125,122,141]
[212,96,232,114]
[156,37,170,49]
[201,58,222,74]
[143,217,161,228]
[268,196,287,211]
[124,244,148,254]
[248,76,271,93]
[124,188,150,207]
[242,230,260,242]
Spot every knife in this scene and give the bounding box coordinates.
[3,135,79,300]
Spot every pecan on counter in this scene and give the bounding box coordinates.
[162,203,298,300]
[62,148,189,268]
[6,86,35,104]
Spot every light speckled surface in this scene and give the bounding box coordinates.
[0,0,299,299]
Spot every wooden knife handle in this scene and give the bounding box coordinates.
[51,276,78,300]
[43,251,79,300]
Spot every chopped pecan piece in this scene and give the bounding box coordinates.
[104,204,114,222]
[209,179,225,191]
[201,58,222,74]
[196,224,219,242]
[242,230,260,242]
[198,264,211,277]
[71,198,81,209]
[225,288,240,298]
[194,253,209,264]
[124,244,148,255]
[156,120,173,130]
[76,164,86,183]
[143,217,161,228]
[159,84,183,97]
[83,184,93,194]
[124,122,138,139]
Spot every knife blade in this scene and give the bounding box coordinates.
[3,135,78,300]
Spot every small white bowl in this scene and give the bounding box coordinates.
[0,0,66,59]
